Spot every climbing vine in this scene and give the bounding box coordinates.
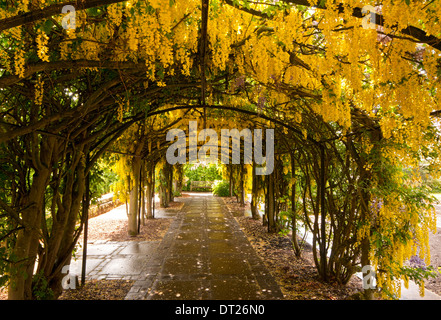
[0,0,440,300]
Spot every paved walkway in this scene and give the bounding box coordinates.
[70,194,283,300]
[69,193,441,300]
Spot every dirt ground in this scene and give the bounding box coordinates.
[58,279,134,300]
[222,197,363,300]
[223,196,441,299]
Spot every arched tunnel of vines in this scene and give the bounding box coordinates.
[1,0,441,302]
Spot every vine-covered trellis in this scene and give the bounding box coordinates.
[0,0,440,300]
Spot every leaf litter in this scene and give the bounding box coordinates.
[222,197,363,300]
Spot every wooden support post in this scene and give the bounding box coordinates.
[251,163,260,220]
[267,171,276,233]
[291,151,301,257]
[81,153,90,286]
[229,165,233,197]
[152,162,156,218]
[239,163,245,206]
[200,0,209,124]
[320,143,327,281]
[146,161,154,219]
[138,160,142,234]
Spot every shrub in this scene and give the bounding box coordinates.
[212,180,230,197]
[32,272,55,300]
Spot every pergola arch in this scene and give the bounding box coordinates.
[1,0,440,301]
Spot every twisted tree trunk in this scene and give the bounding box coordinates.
[8,135,55,300]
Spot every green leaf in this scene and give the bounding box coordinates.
[40,20,53,34]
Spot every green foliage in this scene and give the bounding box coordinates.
[184,163,222,182]
[0,202,15,290]
[277,195,291,236]
[173,190,182,197]
[419,163,441,193]
[32,272,54,300]
[400,265,438,287]
[426,177,441,193]
[0,244,9,289]
[212,180,230,197]
[90,158,118,204]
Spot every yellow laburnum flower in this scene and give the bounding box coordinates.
[34,77,44,106]
[36,29,50,62]
[10,26,22,41]
[108,3,122,26]
[14,48,25,78]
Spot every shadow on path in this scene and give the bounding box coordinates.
[71,194,283,300]
[126,194,283,300]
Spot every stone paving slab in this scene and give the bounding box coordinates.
[70,240,162,281]
[69,194,441,300]
[126,195,283,300]
[69,195,283,300]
